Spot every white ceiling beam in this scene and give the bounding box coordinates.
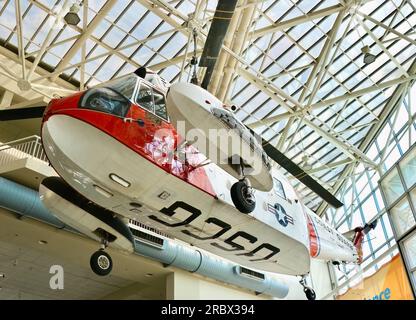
[277,8,347,151]
[8,96,48,109]
[27,0,72,81]
[0,46,76,100]
[149,49,203,71]
[250,4,345,39]
[26,35,80,59]
[356,10,416,47]
[32,28,181,83]
[138,0,304,108]
[309,74,416,109]
[355,15,409,77]
[51,0,119,81]
[247,111,296,128]
[316,59,416,216]
[29,0,178,83]
[304,9,348,107]
[242,64,378,166]
[248,73,416,128]
[305,158,355,174]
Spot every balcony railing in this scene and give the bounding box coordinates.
[0,135,48,167]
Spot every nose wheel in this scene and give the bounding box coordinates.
[90,240,113,276]
[231,178,256,214]
[300,277,316,300]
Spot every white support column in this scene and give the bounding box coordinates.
[216,0,257,102]
[0,90,14,109]
[80,0,88,90]
[14,0,26,80]
[208,0,243,96]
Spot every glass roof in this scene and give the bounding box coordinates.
[0,0,415,214]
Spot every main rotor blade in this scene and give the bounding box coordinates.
[261,138,344,209]
[199,0,238,89]
[0,106,46,121]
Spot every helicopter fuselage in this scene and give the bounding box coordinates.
[40,75,358,276]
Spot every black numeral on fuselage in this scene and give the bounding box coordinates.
[149,201,280,262]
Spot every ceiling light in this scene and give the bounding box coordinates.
[64,4,81,26]
[361,45,376,65]
[302,156,312,171]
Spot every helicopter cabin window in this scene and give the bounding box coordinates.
[153,90,168,121]
[136,83,154,113]
[79,87,131,118]
[274,178,286,200]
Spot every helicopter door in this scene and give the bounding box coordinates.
[130,82,174,170]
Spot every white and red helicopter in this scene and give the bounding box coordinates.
[0,2,377,300]
[1,66,376,300]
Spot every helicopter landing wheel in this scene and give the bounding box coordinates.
[90,249,113,276]
[300,277,316,300]
[230,180,256,214]
[304,287,316,300]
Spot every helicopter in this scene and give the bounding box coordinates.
[6,66,372,300]
[0,1,377,300]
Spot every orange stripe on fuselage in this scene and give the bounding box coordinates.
[306,215,319,258]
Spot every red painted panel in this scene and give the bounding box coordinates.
[43,93,217,197]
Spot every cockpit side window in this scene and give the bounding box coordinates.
[98,74,137,100]
[79,88,131,117]
[153,90,168,121]
[136,83,154,112]
[274,178,286,200]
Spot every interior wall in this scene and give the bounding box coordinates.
[165,269,309,300]
[166,270,269,300]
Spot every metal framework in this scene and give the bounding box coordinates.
[0,0,416,234]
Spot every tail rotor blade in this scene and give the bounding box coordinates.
[261,138,344,208]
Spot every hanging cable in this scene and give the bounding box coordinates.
[190,28,199,85]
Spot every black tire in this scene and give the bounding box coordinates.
[90,250,113,276]
[304,287,316,300]
[230,181,256,214]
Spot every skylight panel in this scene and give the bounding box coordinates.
[0,1,17,30]
[102,26,128,48]
[117,2,148,31]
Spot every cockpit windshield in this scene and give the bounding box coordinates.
[97,74,138,100]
